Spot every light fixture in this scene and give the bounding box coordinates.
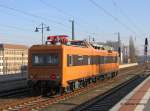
[47,26,50,31]
[35,27,39,32]
[35,23,50,44]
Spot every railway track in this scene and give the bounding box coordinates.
[72,74,149,111]
[0,65,144,111]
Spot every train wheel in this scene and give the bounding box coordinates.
[111,72,114,78]
[114,72,117,77]
[84,80,88,87]
[99,75,105,80]
[107,73,112,79]
[30,85,41,96]
[116,71,118,76]
[78,80,82,88]
[65,85,72,93]
[90,78,93,84]
[79,80,83,87]
[50,88,57,96]
[59,87,65,95]
[92,77,96,83]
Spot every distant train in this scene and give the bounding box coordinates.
[28,35,119,95]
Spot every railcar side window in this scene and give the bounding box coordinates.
[116,56,119,63]
[68,55,73,66]
[104,56,106,63]
[114,56,117,63]
[100,56,104,64]
[66,55,118,66]
[88,57,91,65]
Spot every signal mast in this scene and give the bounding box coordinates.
[145,38,148,70]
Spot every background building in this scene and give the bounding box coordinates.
[97,40,129,64]
[0,44,28,75]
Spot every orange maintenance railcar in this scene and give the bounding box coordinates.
[28,35,119,94]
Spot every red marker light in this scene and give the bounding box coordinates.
[50,74,56,80]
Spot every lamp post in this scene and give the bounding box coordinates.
[21,52,24,75]
[114,32,121,64]
[5,57,7,74]
[35,23,50,44]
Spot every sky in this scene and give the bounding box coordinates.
[0,0,149,53]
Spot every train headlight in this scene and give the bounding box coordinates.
[56,75,60,79]
[30,75,33,79]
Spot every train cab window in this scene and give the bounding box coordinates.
[32,54,59,66]
[33,55,44,64]
[46,54,59,65]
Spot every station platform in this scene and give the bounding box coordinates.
[119,63,138,69]
[110,74,150,111]
[0,72,27,82]
[0,73,27,92]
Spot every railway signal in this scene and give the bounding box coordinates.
[117,32,122,64]
[144,38,148,55]
[145,38,148,46]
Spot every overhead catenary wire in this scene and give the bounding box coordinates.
[88,0,137,34]
[39,0,89,24]
[38,0,102,36]
[0,24,32,32]
[0,3,73,35]
[0,22,70,34]
[0,11,69,33]
[39,0,72,19]
[0,4,70,29]
[111,0,143,34]
[0,9,36,24]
